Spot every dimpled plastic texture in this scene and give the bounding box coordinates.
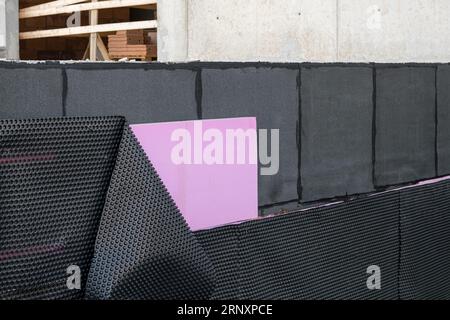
[4,115,450,301]
[0,117,124,299]
[196,191,400,300]
[85,126,216,300]
[195,225,240,300]
[399,180,450,299]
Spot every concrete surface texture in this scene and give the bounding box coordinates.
[187,0,336,62]
[0,1,6,57]
[157,0,189,62]
[0,0,18,60]
[159,0,450,62]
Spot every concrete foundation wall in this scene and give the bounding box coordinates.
[161,0,450,62]
[0,1,7,57]
[4,0,448,62]
[0,0,19,60]
[187,0,336,62]
[157,0,188,62]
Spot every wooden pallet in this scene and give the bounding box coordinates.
[108,29,156,60]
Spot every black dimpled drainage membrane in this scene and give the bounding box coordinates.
[399,180,450,299]
[196,192,400,300]
[0,117,216,300]
[84,126,216,300]
[1,116,450,300]
[0,117,125,299]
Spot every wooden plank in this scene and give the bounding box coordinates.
[89,0,98,61]
[108,46,146,50]
[20,0,157,19]
[109,56,151,59]
[109,46,155,53]
[83,36,110,61]
[83,44,89,60]
[110,54,155,59]
[96,34,110,60]
[112,34,142,39]
[108,39,144,45]
[108,42,140,45]
[22,0,89,12]
[110,52,149,55]
[109,49,150,53]
[109,47,156,54]
[108,44,150,49]
[108,43,153,47]
[130,4,156,10]
[108,41,145,47]
[109,47,152,51]
[20,20,157,40]
[108,30,145,45]
[108,35,144,40]
[115,30,143,36]
[108,33,143,37]
[108,37,144,41]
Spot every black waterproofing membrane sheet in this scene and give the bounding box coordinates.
[1,117,450,300]
[300,66,373,201]
[374,67,436,186]
[3,62,450,208]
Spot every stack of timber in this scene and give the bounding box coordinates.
[108,30,157,60]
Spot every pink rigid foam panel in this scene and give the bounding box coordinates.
[130,117,258,231]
